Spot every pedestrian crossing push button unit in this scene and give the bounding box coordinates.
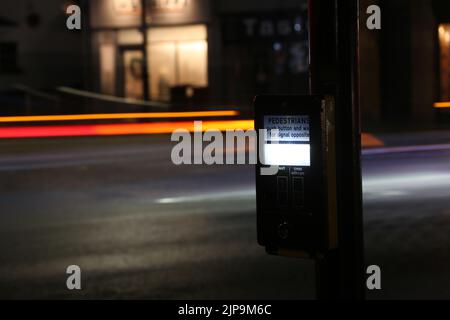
[255,95,338,257]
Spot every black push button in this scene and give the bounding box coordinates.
[277,176,288,191]
[292,176,305,207]
[277,176,289,206]
[277,222,289,240]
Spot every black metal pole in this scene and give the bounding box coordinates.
[308,0,365,300]
[81,0,92,91]
[141,0,150,101]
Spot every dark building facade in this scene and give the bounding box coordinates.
[0,0,84,115]
[0,0,83,91]
[361,0,450,129]
[86,0,309,108]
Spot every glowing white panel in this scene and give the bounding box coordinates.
[263,144,311,166]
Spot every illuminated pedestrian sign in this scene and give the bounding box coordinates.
[262,115,311,167]
[264,116,310,142]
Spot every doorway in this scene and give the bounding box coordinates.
[119,46,144,100]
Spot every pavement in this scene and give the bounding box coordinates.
[0,131,449,299]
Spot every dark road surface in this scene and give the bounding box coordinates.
[1,134,450,299]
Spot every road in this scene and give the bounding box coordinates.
[0,133,450,299]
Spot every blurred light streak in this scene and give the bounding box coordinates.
[0,110,239,123]
[363,172,450,201]
[156,189,256,204]
[361,133,384,148]
[0,120,255,139]
[434,102,450,108]
[362,144,450,156]
[363,172,450,189]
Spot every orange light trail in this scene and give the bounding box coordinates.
[0,110,239,123]
[0,120,255,139]
[434,102,450,109]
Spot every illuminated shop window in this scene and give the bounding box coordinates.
[98,25,208,101]
[99,44,116,95]
[148,25,208,101]
[117,29,143,45]
[438,24,450,102]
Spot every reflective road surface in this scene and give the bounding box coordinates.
[1,134,450,299]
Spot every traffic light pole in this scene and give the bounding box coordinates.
[308,0,366,300]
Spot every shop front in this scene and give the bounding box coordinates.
[220,8,309,105]
[89,0,210,104]
[433,0,450,121]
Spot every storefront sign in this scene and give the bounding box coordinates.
[222,11,308,43]
[150,0,188,13]
[114,0,141,15]
[91,0,209,29]
[243,17,303,37]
